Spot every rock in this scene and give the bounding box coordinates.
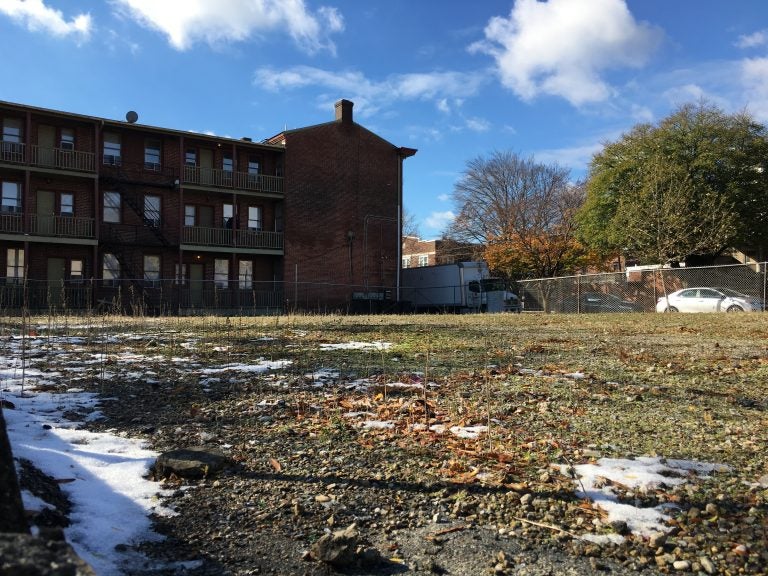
[611,520,630,535]
[310,523,361,567]
[0,533,96,575]
[672,559,690,570]
[699,556,716,574]
[153,446,232,479]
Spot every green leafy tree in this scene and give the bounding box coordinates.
[578,102,768,264]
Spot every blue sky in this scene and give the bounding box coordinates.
[1,0,767,238]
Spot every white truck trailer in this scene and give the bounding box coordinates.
[400,261,508,313]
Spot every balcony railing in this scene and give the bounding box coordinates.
[29,215,95,238]
[0,141,25,164]
[0,213,95,238]
[183,226,283,250]
[0,142,96,173]
[183,166,283,195]
[31,145,95,172]
[0,212,23,234]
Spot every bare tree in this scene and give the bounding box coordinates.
[448,151,590,279]
[401,207,421,239]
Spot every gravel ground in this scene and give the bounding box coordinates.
[8,314,768,575]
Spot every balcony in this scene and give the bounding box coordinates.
[30,215,95,238]
[0,213,94,238]
[100,159,177,187]
[182,226,283,251]
[183,166,283,195]
[0,142,96,173]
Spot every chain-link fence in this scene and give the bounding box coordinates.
[517,262,767,313]
[0,278,403,316]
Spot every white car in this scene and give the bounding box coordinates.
[656,287,763,313]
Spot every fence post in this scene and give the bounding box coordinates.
[763,262,767,312]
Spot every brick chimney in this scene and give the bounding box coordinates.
[335,99,353,124]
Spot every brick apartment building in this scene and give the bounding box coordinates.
[401,235,481,268]
[0,99,415,313]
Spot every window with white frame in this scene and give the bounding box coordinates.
[185,148,197,166]
[2,118,21,143]
[174,263,187,285]
[102,253,120,285]
[214,259,229,288]
[238,260,253,289]
[60,193,74,216]
[6,248,23,284]
[223,203,233,228]
[60,128,75,150]
[184,205,195,226]
[103,191,121,223]
[103,133,121,165]
[223,154,233,172]
[144,140,161,170]
[1,182,21,213]
[418,255,429,267]
[402,256,411,268]
[248,206,262,230]
[144,195,160,227]
[144,255,160,285]
[70,259,83,283]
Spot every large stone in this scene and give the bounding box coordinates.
[0,533,96,575]
[0,407,27,533]
[153,446,232,479]
[310,523,361,567]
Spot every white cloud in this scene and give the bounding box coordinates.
[254,65,485,118]
[0,0,91,40]
[425,210,455,232]
[736,30,768,49]
[437,193,450,202]
[741,57,768,122]
[470,0,662,106]
[112,0,344,54]
[464,116,490,132]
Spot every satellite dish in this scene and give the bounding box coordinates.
[125,111,138,124]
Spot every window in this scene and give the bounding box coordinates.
[1,182,21,214]
[248,206,262,230]
[274,203,283,232]
[60,193,74,216]
[102,253,120,286]
[247,156,260,187]
[214,259,228,288]
[144,140,161,170]
[185,148,197,166]
[239,260,253,289]
[144,255,160,285]
[103,191,121,223]
[418,255,429,267]
[60,128,74,150]
[184,205,196,226]
[223,203,233,228]
[174,263,187,285]
[223,154,233,172]
[103,133,121,165]
[144,195,160,227]
[70,259,83,283]
[6,248,24,284]
[402,256,411,268]
[1,119,22,161]
[2,118,21,142]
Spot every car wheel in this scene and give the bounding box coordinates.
[666,306,678,313]
[726,305,744,312]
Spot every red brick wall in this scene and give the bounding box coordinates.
[282,121,402,302]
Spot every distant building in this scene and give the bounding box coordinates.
[0,99,415,313]
[401,235,481,268]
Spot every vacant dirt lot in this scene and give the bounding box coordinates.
[6,313,768,575]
